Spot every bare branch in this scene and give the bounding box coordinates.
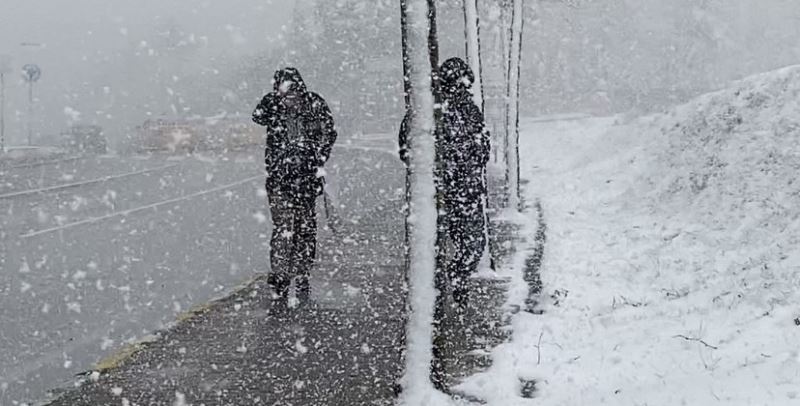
[536,331,544,364]
[673,334,719,350]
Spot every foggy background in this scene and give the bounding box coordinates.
[0,0,294,149]
[2,0,800,146]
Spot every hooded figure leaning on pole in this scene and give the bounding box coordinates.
[399,57,490,309]
[252,67,337,309]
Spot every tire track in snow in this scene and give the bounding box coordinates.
[1,155,84,170]
[0,163,178,200]
[19,175,262,239]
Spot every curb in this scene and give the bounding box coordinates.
[524,199,546,312]
[44,273,270,405]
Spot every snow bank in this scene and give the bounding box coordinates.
[0,146,68,167]
[461,66,800,405]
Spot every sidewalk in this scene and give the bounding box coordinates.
[430,171,522,395]
[45,149,521,406]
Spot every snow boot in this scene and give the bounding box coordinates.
[452,281,469,307]
[267,273,290,314]
[295,274,311,307]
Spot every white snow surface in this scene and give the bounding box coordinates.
[459,65,800,405]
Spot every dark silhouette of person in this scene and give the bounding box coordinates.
[253,67,337,308]
[398,57,490,308]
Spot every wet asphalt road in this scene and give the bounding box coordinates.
[0,142,400,405]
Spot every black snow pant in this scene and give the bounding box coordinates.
[267,190,317,296]
[439,197,486,304]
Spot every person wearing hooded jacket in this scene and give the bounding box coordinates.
[398,57,491,307]
[253,67,337,307]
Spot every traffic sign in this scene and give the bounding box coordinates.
[22,63,41,82]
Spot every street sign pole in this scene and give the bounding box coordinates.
[0,55,11,153]
[27,80,33,145]
[1,72,5,153]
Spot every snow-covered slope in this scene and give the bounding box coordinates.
[461,66,800,405]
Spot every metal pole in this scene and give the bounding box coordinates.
[1,72,5,153]
[27,81,33,146]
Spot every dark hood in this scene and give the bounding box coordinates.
[438,57,474,97]
[272,67,309,95]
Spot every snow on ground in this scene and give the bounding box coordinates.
[461,66,800,405]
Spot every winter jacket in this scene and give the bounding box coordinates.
[253,68,337,197]
[398,58,490,204]
[437,86,490,203]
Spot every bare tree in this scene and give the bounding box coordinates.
[463,0,485,111]
[398,0,440,401]
[505,0,524,210]
[490,0,511,169]
[463,0,496,271]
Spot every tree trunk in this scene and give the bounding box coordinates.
[401,1,412,110]
[505,0,523,210]
[426,0,452,391]
[497,1,510,169]
[463,0,495,271]
[398,0,440,402]
[463,0,484,111]
[428,0,440,75]
[426,0,444,277]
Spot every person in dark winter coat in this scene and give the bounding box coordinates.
[253,67,337,307]
[398,57,490,307]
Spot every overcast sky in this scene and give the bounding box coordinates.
[4,0,800,144]
[1,0,294,62]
